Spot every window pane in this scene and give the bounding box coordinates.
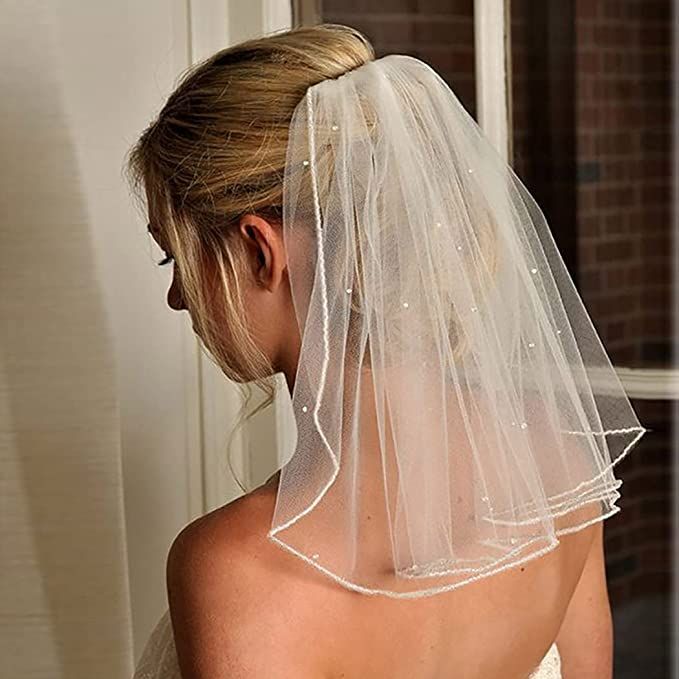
[511,0,673,371]
[320,0,477,119]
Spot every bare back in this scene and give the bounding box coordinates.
[315,523,595,679]
[168,472,600,679]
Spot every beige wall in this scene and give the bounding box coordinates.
[0,1,288,675]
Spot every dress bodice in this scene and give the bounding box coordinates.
[133,609,562,679]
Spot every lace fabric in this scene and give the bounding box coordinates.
[131,610,179,679]
[530,643,562,679]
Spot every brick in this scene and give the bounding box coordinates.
[606,553,639,580]
[578,50,601,73]
[593,24,634,46]
[415,0,472,15]
[602,159,630,182]
[640,495,672,519]
[416,46,475,76]
[640,182,670,204]
[640,130,669,152]
[580,269,603,290]
[619,105,646,128]
[639,545,672,572]
[644,314,671,336]
[641,231,671,256]
[627,571,668,598]
[640,157,670,179]
[640,24,671,46]
[625,469,672,497]
[606,319,628,340]
[607,580,630,607]
[374,17,416,45]
[641,285,670,310]
[639,1,671,24]
[578,187,597,212]
[596,186,636,209]
[639,206,670,232]
[642,103,670,125]
[578,132,596,155]
[595,132,635,155]
[605,531,626,555]
[605,267,629,287]
[413,17,473,46]
[579,105,600,127]
[602,0,624,19]
[576,0,599,19]
[577,22,595,47]
[634,443,669,470]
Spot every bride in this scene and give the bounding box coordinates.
[126,24,645,679]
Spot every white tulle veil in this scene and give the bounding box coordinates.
[267,54,646,598]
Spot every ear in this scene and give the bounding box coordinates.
[238,214,285,292]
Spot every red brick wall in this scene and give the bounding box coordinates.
[573,0,672,606]
[322,0,477,117]
[510,0,673,606]
[574,0,672,369]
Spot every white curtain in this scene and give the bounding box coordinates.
[0,3,134,677]
[0,2,290,676]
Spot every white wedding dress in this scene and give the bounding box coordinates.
[132,608,562,679]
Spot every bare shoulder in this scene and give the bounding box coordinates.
[166,481,276,601]
[166,476,331,678]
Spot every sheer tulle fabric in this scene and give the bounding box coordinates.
[268,55,646,597]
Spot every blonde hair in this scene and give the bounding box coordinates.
[125,24,374,427]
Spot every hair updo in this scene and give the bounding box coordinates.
[125,24,375,412]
